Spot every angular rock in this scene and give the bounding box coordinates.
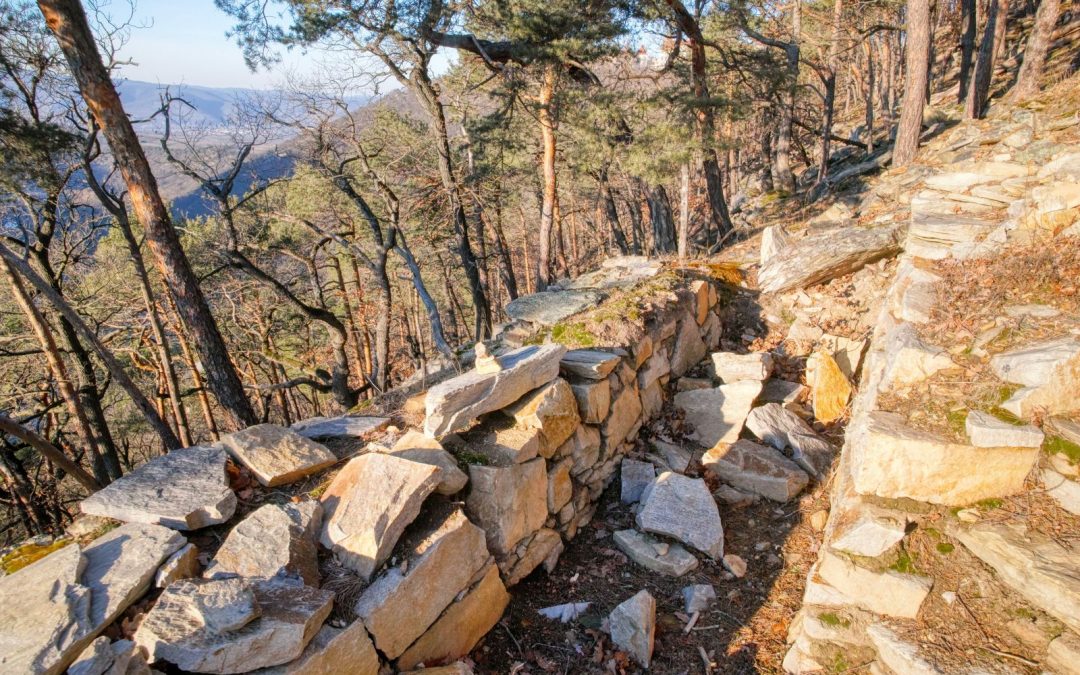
[290,416,389,441]
[548,458,573,513]
[503,379,581,458]
[723,554,747,578]
[1044,469,1080,516]
[906,212,996,260]
[81,445,235,530]
[670,313,707,377]
[501,528,563,587]
[255,620,379,675]
[396,564,510,670]
[621,459,656,504]
[760,379,807,405]
[134,577,333,674]
[1047,632,1080,675]
[677,376,712,392]
[560,349,621,380]
[866,624,941,675]
[460,424,540,465]
[640,380,663,421]
[651,439,692,474]
[817,551,932,619]
[758,225,901,294]
[964,410,1044,448]
[220,424,337,487]
[711,352,773,383]
[603,385,642,450]
[952,522,1080,633]
[424,344,566,437]
[355,508,489,659]
[714,484,759,507]
[385,431,468,495]
[745,403,834,478]
[608,591,655,669]
[830,505,907,558]
[191,577,260,634]
[636,472,724,559]
[852,411,1038,505]
[674,380,762,447]
[691,279,710,325]
[682,584,716,614]
[156,543,200,588]
[821,334,868,380]
[465,458,547,554]
[68,638,149,675]
[319,453,441,580]
[205,501,322,586]
[614,529,699,577]
[807,351,851,424]
[702,439,809,502]
[567,424,602,476]
[637,348,670,389]
[992,338,1080,418]
[881,325,956,389]
[504,289,604,325]
[566,256,662,290]
[760,224,791,265]
[570,379,611,424]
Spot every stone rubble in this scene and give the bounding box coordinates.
[635,472,724,559]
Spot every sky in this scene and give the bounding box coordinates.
[118,0,338,90]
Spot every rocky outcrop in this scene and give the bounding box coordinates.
[758,225,902,294]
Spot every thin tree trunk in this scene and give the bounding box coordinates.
[817,0,844,184]
[0,414,101,492]
[536,63,559,291]
[164,295,219,441]
[958,0,977,103]
[678,162,691,259]
[1010,0,1060,100]
[893,0,932,166]
[37,0,256,429]
[965,0,1001,118]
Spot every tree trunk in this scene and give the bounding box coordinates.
[164,294,219,442]
[647,184,676,254]
[599,168,630,254]
[958,0,977,103]
[1010,0,1060,100]
[490,194,519,300]
[536,63,559,291]
[817,0,844,184]
[965,0,1001,118]
[0,414,101,492]
[678,162,690,259]
[37,0,256,430]
[893,0,931,166]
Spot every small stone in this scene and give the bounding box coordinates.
[745,403,834,479]
[715,484,759,507]
[319,453,441,580]
[385,431,468,495]
[205,501,322,586]
[68,638,149,675]
[830,505,907,558]
[570,379,611,424]
[677,377,712,391]
[759,379,807,405]
[711,352,774,382]
[866,624,941,675]
[156,543,200,588]
[636,472,724,559]
[503,378,581,458]
[608,591,655,669]
[682,584,716,614]
[473,342,502,373]
[809,510,829,531]
[806,351,851,424]
[965,410,1044,448]
[620,459,656,504]
[1044,469,1080,516]
[651,439,692,474]
[941,591,957,605]
[723,554,747,578]
[956,508,980,523]
[613,529,699,577]
[80,445,235,530]
[501,528,563,586]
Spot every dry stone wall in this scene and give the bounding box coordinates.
[0,261,728,675]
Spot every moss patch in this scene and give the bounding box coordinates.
[936,542,955,555]
[549,322,597,348]
[0,539,72,575]
[1046,436,1080,465]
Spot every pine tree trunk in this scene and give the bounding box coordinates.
[958,0,977,103]
[1010,0,1059,100]
[965,0,1001,118]
[678,162,690,259]
[0,414,101,492]
[817,0,844,184]
[37,0,256,430]
[893,0,931,166]
[164,294,219,442]
[536,64,559,290]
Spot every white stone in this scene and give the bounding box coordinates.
[560,349,622,380]
[1046,632,1080,675]
[384,431,468,495]
[745,403,834,478]
[1044,469,1080,516]
[205,501,322,586]
[504,289,604,325]
[636,472,724,559]
[881,324,955,389]
[990,337,1080,387]
[613,529,699,577]
[830,506,907,558]
[651,439,692,474]
[155,543,200,588]
[964,410,1044,448]
[760,224,791,265]
[220,424,336,488]
[817,551,932,619]
[866,624,941,675]
[711,352,773,382]
[674,380,762,447]
[701,439,809,502]
[608,591,655,668]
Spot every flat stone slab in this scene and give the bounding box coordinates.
[355,508,489,659]
[68,638,149,675]
[758,225,901,294]
[636,472,724,559]
[384,431,468,495]
[503,378,581,457]
[702,439,809,502]
[881,325,956,389]
[852,411,1039,505]
[817,550,932,619]
[745,403,834,478]
[424,344,566,437]
[952,522,1080,634]
[711,352,774,382]
[608,591,656,669]
[255,619,379,675]
[673,380,762,447]
[760,379,807,405]
[465,458,547,555]
[965,410,1044,448]
[990,337,1080,387]
[319,453,441,580]
[134,578,333,674]
[559,349,622,380]
[563,256,662,290]
[290,415,390,440]
[613,529,699,577]
[0,522,186,675]
[220,424,336,487]
[81,445,236,530]
[205,501,322,586]
[830,504,908,558]
[504,290,604,325]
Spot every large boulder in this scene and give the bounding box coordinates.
[80,445,235,530]
[465,458,548,554]
[635,472,724,559]
[424,344,566,437]
[134,578,333,674]
[851,411,1039,505]
[673,380,762,447]
[219,425,337,487]
[355,507,490,660]
[702,439,809,502]
[319,453,441,580]
[204,501,322,586]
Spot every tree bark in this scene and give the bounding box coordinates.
[958,0,977,103]
[535,63,559,290]
[817,0,844,184]
[965,0,1001,118]
[1011,0,1058,100]
[893,0,931,166]
[678,162,690,259]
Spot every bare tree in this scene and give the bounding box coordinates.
[1010,0,1060,101]
[893,0,931,166]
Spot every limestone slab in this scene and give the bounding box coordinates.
[881,325,956,389]
[548,458,573,513]
[702,439,809,502]
[254,620,379,675]
[504,378,581,457]
[602,385,642,450]
[866,624,941,675]
[745,403,834,478]
[570,379,610,424]
[504,289,604,325]
[608,591,655,668]
[290,416,390,440]
[80,445,236,531]
[817,551,932,619]
[1044,469,1080,516]
[613,529,699,577]
[205,501,322,586]
[319,453,441,580]
[385,431,468,495]
[990,337,1080,387]
[670,313,707,377]
[220,424,337,487]
[560,350,621,380]
[636,472,724,559]
[465,458,548,554]
[711,352,774,382]
[156,543,200,588]
[674,380,762,447]
[1047,632,1080,675]
[965,410,1044,448]
[424,344,566,437]
[830,506,907,558]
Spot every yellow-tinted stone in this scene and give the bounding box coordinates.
[808,351,851,424]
